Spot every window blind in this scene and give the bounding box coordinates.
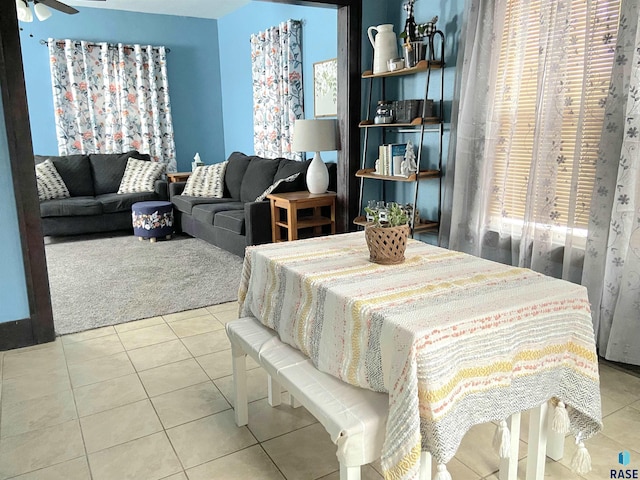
[489,0,621,230]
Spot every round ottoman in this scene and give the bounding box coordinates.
[131,200,174,243]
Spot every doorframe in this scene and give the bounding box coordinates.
[0,0,361,349]
[0,3,54,349]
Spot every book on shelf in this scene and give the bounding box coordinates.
[390,143,408,177]
[376,143,408,177]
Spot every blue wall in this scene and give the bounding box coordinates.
[218,2,338,162]
[0,95,30,323]
[19,8,224,172]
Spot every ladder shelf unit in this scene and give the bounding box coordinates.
[357,31,445,239]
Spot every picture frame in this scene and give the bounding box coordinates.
[313,58,337,117]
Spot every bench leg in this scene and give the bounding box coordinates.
[419,451,432,480]
[290,395,302,408]
[339,464,361,480]
[499,411,521,480]
[526,403,548,480]
[546,403,565,461]
[268,375,282,407]
[231,344,248,426]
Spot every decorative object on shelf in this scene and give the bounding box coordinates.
[402,0,418,43]
[399,1,439,65]
[418,16,439,38]
[403,41,426,68]
[363,202,410,264]
[366,200,377,222]
[374,101,395,124]
[292,119,337,194]
[387,57,405,72]
[404,140,418,172]
[191,152,204,172]
[367,24,398,74]
[313,58,337,117]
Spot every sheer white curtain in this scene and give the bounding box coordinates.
[250,20,304,160]
[443,0,640,365]
[583,0,640,365]
[441,0,619,283]
[48,39,177,172]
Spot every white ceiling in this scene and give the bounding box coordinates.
[63,0,252,20]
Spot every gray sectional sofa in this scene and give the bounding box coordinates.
[170,151,336,257]
[35,151,168,237]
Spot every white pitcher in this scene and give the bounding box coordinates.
[367,24,398,74]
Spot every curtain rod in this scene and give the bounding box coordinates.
[40,39,170,53]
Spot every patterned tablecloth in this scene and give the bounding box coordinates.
[239,232,602,479]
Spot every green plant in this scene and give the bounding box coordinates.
[364,203,409,227]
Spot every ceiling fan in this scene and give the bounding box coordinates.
[16,0,106,22]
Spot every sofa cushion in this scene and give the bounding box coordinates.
[96,192,160,214]
[172,196,233,215]
[182,162,228,197]
[35,154,93,197]
[224,152,252,200]
[214,210,245,235]
[274,159,311,193]
[191,202,245,226]
[35,159,71,201]
[90,151,150,195]
[118,158,166,194]
[40,196,103,218]
[240,157,281,203]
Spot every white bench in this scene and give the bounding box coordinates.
[226,316,560,480]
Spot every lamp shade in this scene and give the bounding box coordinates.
[292,119,337,153]
[34,2,52,21]
[16,0,33,22]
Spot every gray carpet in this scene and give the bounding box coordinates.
[45,234,243,335]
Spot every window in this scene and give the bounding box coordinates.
[489,0,621,232]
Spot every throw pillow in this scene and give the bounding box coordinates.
[182,162,228,198]
[255,172,301,202]
[35,159,71,201]
[117,158,166,194]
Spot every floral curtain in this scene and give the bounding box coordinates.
[442,0,640,365]
[48,39,177,172]
[582,0,640,366]
[250,20,303,160]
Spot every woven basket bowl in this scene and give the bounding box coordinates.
[365,224,410,265]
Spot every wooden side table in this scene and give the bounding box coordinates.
[166,172,191,183]
[267,191,337,242]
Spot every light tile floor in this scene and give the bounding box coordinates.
[0,303,638,479]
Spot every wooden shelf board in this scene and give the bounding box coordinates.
[413,221,439,233]
[356,168,440,181]
[362,59,444,79]
[353,216,372,227]
[359,117,441,128]
[275,216,333,229]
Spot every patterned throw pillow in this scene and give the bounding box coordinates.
[255,173,301,202]
[35,159,71,201]
[117,158,166,194]
[182,162,228,198]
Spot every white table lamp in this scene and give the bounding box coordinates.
[292,119,337,194]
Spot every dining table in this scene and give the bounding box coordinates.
[238,232,602,479]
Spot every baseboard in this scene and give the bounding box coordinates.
[0,318,35,351]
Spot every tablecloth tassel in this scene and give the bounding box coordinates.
[570,441,592,474]
[433,463,452,480]
[492,419,511,458]
[552,400,571,434]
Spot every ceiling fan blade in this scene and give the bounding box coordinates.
[36,0,79,14]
